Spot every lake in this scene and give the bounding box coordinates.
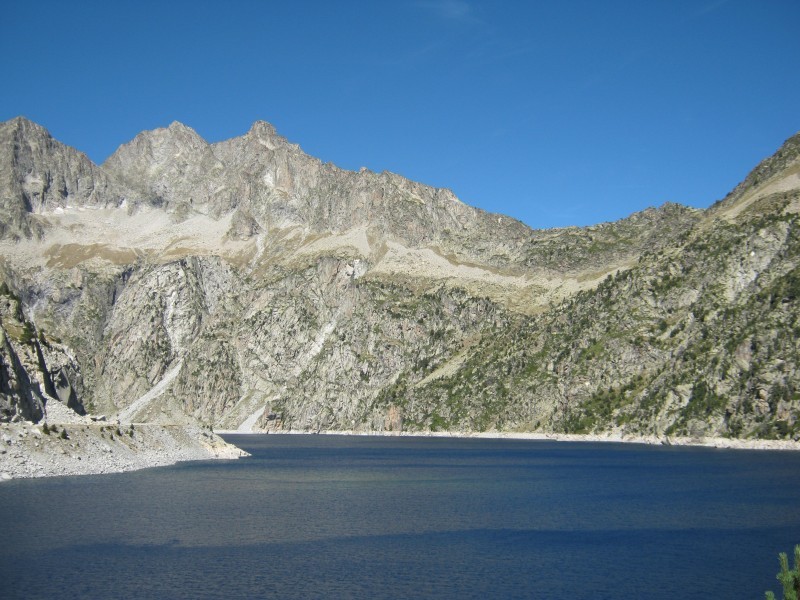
[1,434,799,599]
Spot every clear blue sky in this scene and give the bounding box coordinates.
[2,0,798,229]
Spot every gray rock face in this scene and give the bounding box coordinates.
[100,119,537,266]
[0,326,45,422]
[0,287,83,422]
[103,122,229,217]
[1,117,798,441]
[0,117,140,239]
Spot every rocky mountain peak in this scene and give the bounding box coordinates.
[710,131,800,218]
[100,121,225,215]
[167,120,192,131]
[0,118,133,238]
[104,121,210,165]
[230,119,298,154]
[247,120,278,139]
[1,116,50,139]
[0,116,68,164]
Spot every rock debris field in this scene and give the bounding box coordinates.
[0,401,247,481]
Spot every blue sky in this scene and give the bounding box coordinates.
[2,0,799,229]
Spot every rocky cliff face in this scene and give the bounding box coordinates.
[0,283,83,422]
[0,116,798,442]
[0,117,143,239]
[101,119,547,272]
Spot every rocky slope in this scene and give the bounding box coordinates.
[0,116,798,447]
[1,283,83,422]
[0,280,246,479]
[0,409,247,480]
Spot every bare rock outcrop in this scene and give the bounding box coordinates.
[0,117,143,239]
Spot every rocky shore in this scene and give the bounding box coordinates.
[0,402,248,481]
[5,393,798,483]
[4,420,798,482]
[249,428,800,451]
[449,430,800,451]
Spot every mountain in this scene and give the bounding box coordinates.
[0,116,798,443]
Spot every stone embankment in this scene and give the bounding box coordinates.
[463,430,800,450]
[266,428,800,451]
[0,401,248,481]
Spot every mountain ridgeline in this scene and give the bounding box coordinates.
[1,116,798,441]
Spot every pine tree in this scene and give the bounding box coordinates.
[766,545,800,600]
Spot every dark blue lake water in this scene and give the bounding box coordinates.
[1,434,799,599]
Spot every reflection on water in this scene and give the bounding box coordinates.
[1,435,799,599]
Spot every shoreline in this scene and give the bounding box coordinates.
[1,421,248,481]
[5,422,798,482]
[217,428,800,451]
